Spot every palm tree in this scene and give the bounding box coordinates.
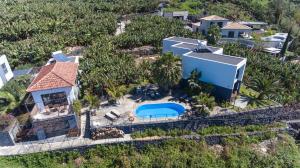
[152,52,182,93]
[83,91,100,110]
[207,24,221,45]
[187,69,202,95]
[250,77,278,100]
[0,91,17,114]
[105,81,127,104]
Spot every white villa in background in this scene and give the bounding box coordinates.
[193,15,252,38]
[192,15,291,54]
[163,37,247,101]
[0,55,13,89]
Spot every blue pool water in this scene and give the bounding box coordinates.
[135,103,185,119]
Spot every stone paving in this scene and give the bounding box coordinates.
[0,135,132,156]
[90,94,190,128]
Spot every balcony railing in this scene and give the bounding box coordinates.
[30,104,74,121]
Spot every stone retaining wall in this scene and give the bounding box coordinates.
[32,114,79,138]
[110,104,300,134]
[0,119,20,146]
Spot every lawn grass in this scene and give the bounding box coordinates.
[238,84,277,110]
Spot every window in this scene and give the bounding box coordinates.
[217,22,223,28]
[1,63,8,74]
[228,31,235,38]
[238,32,244,38]
[41,92,68,106]
[236,69,240,79]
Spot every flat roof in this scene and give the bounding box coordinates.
[238,21,268,25]
[185,52,245,65]
[173,43,221,53]
[166,37,204,44]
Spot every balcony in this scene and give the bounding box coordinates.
[30,104,74,121]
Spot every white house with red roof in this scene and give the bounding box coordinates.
[27,62,79,118]
[195,15,252,38]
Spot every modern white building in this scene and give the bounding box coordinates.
[261,33,289,49]
[163,37,247,100]
[0,55,13,89]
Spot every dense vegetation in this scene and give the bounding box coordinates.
[114,15,202,49]
[0,135,299,168]
[0,75,31,114]
[80,15,201,94]
[0,0,163,68]
[224,44,300,105]
[131,123,285,139]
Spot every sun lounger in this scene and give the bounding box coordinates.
[111,110,121,117]
[105,112,117,121]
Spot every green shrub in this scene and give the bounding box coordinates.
[73,100,82,116]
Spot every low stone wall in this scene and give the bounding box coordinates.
[110,104,300,134]
[0,119,20,146]
[32,114,79,138]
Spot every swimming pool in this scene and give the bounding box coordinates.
[135,103,185,119]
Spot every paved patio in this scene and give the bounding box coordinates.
[90,94,190,128]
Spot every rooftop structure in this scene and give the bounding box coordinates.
[47,50,80,65]
[163,37,247,100]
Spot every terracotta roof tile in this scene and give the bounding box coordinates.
[200,15,228,21]
[222,22,252,30]
[27,62,78,92]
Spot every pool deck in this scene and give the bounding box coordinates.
[90,94,190,128]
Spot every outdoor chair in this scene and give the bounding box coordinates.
[111,110,121,118]
[105,112,117,121]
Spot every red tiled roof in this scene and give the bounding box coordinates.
[200,15,228,21]
[27,62,78,92]
[221,22,252,30]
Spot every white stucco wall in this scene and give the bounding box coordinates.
[221,29,252,38]
[0,55,13,88]
[182,55,240,90]
[31,86,78,112]
[199,20,229,35]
